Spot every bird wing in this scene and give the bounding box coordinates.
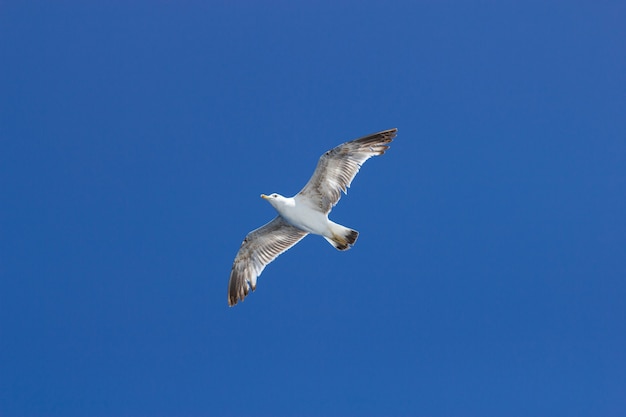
[296,128,396,213]
[228,216,308,306]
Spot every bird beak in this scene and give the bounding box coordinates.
[260,194,269,199]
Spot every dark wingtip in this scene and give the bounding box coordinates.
[228,291,240,307]
[380,127,397,136]
[353,128,397,148]
[228,281,249,307]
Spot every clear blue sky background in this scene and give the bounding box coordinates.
[1,2,625,416]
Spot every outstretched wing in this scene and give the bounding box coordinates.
[297,128,397,213]
[228,216,309,306]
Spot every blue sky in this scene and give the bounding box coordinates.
[1,1,625,416]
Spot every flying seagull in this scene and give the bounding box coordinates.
[228,128,397,306]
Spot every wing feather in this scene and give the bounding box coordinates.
[297,128,397,213]
[228,216,308,306]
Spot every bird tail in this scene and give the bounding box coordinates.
[324,222,359,251]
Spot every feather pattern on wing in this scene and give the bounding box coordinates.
[296,128,397,213]
[228,216,308,306]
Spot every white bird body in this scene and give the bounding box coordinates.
[263,193,353,248]
[264,194,328,236]
[227,128,397,306]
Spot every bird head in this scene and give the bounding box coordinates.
[260,193,282,208]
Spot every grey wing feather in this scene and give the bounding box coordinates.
[297,128,397,213]
[228,216,308,306]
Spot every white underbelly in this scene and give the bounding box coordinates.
[279,204,329,236]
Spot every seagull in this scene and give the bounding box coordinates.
[228,128,397,306]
